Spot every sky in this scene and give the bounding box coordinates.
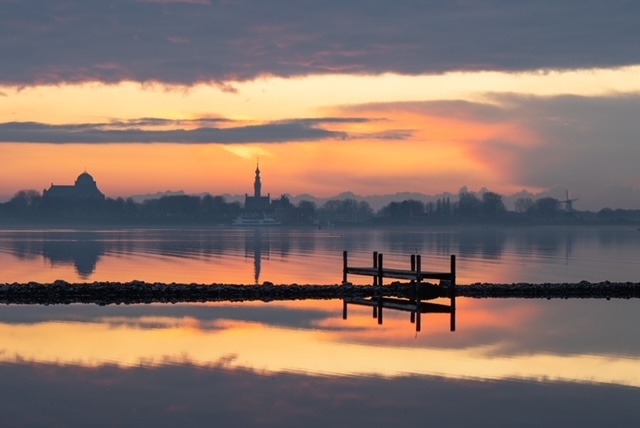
[1,0,640,210]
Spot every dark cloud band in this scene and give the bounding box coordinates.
[2,0,639,85]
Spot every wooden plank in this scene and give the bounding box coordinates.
[344,297,453,314]
[345,266,453,281]
[419,302,454,313]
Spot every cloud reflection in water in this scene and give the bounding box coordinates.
[1,298,639,427]
[1,299,638,387]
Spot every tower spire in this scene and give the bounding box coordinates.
[254,159,262,197]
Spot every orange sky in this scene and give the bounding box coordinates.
[1,69,640,207]
[0,79,534,200]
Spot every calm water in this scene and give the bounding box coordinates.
[1,226,639,427]
[1,225,639,284]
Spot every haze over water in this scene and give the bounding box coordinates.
[1,225,638,285]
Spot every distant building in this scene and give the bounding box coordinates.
[42,171,105,201]
[244,163,271,211]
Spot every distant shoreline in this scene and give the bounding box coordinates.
[0,222,639,230]
[1,281,638,305]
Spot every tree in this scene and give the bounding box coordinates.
[481,192,506,217]
[319,199,373,224]
[433,197,451,218]
[296,200,317,224]
[5,189,41,217]
[357,201,374,221]
[156,195,200,217]
[456,190,481,218]
[515,197,534,213]
[529,197,560,218]
[378,199,424,221]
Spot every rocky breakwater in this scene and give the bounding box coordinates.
[1,280,638,305]
[457,281,640,299]
[0,280,416,305]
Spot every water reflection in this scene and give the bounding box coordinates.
[3,361,637,428]
[1,298,639,427]
[1,299,639,385]
[3,230,104,278]
[245,229,269,284]
[41,239,103,278]
[0,226,639,283]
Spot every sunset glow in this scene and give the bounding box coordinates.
[2,66,640,207]
[1,308,638,388]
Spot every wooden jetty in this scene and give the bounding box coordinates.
[341,251,457,332]
[342,251,456,292]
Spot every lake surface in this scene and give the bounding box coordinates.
[1,225,639,427]
[1,225,639,284]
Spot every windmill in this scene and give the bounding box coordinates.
[561,190,578,213]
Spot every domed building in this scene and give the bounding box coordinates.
[42,171,105,200]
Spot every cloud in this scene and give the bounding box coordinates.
[496,94,640,192]
[0,117,372,144]
[336,94,640,208]
[2,1,639,85]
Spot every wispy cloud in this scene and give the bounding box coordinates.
[0,117,375,144]
[2,1,639,85]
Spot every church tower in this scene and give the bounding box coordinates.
[243,161,271,212]
[254,162,262,198]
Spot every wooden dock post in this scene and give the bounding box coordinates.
[342,300,348,320]
[450,297,456,332]
[410,253,418,323]
[372,251,378,286]
[416,311,421,332]
[342,250,348,283]
[377,253,384,287]
[450,254,456,297]
[416,255,422,283]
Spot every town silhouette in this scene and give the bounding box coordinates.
[1,167,639,226]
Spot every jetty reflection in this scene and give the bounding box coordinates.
[343,293,456,332]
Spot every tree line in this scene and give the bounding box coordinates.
[1,188,639,225]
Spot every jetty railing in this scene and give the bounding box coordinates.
[342,250,456,293]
